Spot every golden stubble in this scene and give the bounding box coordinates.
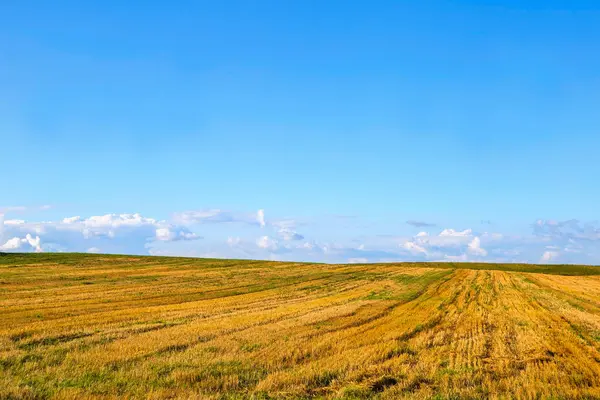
[1,255,600,399]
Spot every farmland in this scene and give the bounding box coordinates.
[2,253,600,399]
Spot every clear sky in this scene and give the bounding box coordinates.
[2,1,599,264]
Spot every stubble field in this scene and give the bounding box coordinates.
[2,253,600,399]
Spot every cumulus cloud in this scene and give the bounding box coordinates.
[402,241,428,255]
[439,228,472,237]
[0,237,23,251]
[1,213,199,254]
[0,234,42,252]
[467,237,487,257]
[62,216,81,224]
[399,228,487,261]
[403,229,474,251]
[3,209,600,265]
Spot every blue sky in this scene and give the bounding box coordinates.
[2,1,600,263]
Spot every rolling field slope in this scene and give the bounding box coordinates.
[2,253,600,399]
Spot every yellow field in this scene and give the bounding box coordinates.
[2,254,600,399]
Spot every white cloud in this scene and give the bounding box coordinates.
[402,241,428,255]
[271,219,304,241]
[155,227,200,242]
[541,250,559,263]
[257,236,278,251]
[401,228,474,254]
[26,235,42,252]
[87,247,101,254]
[85,213,156,229]
[2,213,199,254]
[4,210,600,265]
[0,234,42,253]
[0,237,21,250]
[398,228,490,261]
[467,237,487,257]
[257,209,265,228]
[440,228,472,237]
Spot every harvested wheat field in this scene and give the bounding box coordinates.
[3,254,600,399]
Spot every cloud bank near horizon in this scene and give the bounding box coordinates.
[1,207,599,265]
